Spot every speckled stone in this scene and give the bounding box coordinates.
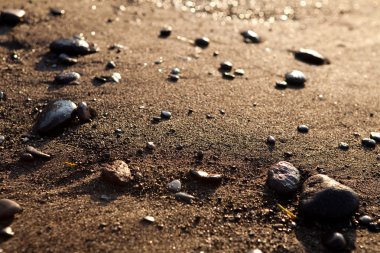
[167,179,181,192]
[266,161,300,195]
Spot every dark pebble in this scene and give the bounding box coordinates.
[106,61,116,69]
[160,111,172,119]
[50,37,98,55]
[339,142,349,150]
[223,72,235,80]
[33,100,77,135]
[175,192,195,204]
[275,81,287,89]
[267,136,276,145]
[362,138,376,148]
[241,30,261,43]
[50,8,65,16]
[77,102,91,123]
[370,132,380,143]
[194,37,210,48]
[234,69,245,76]
[220,61,233,72]
[55,71,80,84]
[299,174,359,220]
[285,70,307,86]
[297,125,309,133]
[58,53,78,65]
[142,216,155,224]
[159,26,172,38]
[26,146,51,159]
[0,199,22,219]
[358,215,373,226]
[0,91,6,100]
[190,170,223,185]
[20,152,34,161]
[168,74,180,82]
[294,48,329,65]
[152,116,161,123]
[101,160,132,186]
[167,179,181,192]
[323,232,346,251]
[266,161,300,195]
[170,68,180,75]
[0,227,14,238]
[0,9,25,26]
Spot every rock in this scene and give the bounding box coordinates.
[220,61,233,72]
[297,124,309,133]
[110,72,121,83]
[190,170,223,185]
[142,216,155,224]
[0,227,14,238]
[194,37,210,48]
[50,37,98,55]
[370,132,380,142]
[275,81,287,89]
[50,8,65,16]
[266,161,300,195]
[362,138,376,148]
[106,61,116,69]
[26,146,51,159]
[234,69,245,76]
[159,26,172,38]
[33,100,77,135]
[175,192,195,204]
[58,53,77,65]
[339,142,349,150]
[77,102,91,123]
[0,199,22,219]
[358,215,373,226]
[54,71,80,84]
[146,142,156,150]
[285,70,307,86]
[170,68,180,75]
[241,30,261,43]
[167,180,181,192]
[0,91,6,100]
[160,111,172,119]
[101,160,132,186]
[323,232,346,251]
[222,72,235,80]
[0,135,4,144]
[299,174,359,220]
[0,9,25,26]
[267,136,276,145]
[168,74,180,82]
[293,48,329,65]
[20,152,34,161]
[247,249,263,253]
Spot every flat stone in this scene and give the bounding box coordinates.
[294,48,329,65]
[222,72,235,80]
[167,179,181,192]
[54,72,80,84]
[142,216,155,224]
[241,30,261,43]
[323,232,346,251]
[0,227,14,238]
[266,161,300,195]
[362,138,376,148]
[0,9,25,26]
[190,170,223,185]
[33,100,77,135]
[58,53,77,65]
[77,102,91,123]
[285,70,307,86]
[299,174,359,220]
[50,37,98,55]
[101,160,132,186]
[194,37,210,48]
[175,192,195,204]
[247,249,263,253]
[20,152,34,161]
[370,132,380,142]
[26,146,51,159]
[234,69,245,76]
[0,199,22,220]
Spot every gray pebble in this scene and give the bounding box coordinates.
[358,215,373,226]
[167,179,181,192]
[234,69,245,76]
[142,216,155,224]
[175,192,195,204]
[55,71,80,84]
[362,138,376,148]
[160,111,172,119]
[285,70,307,86]
[106,61,116,69]
[0,199,22,220]
[190,170,223,185]
[266,161,300,195]
[267,136,276,145]
[194,37,210,48]
[170,67,180,75]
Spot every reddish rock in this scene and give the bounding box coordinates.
[101,160,132,185]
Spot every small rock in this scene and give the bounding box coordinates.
[159,26,172,38]
[0,227,14,238]
[285,70,307,86]
[160,111,172,119]
[167,180,181,192]
[293,48,329,65]
[222,72,235,80]
[339,142,349,150]
[55,71,80,85]
[101,160,132,186]
[323,232,346,251]
[0,135,4,144]
[146,142,156,150]
[58,53,77,65]
[194,37,210,48]
[26,146,51,159]
[299,174,359,220]
[0,91,6,100]
[266,161,300,195]
[370,132,380,143]
[241,30,261,43]
[234,69,245,76]
[0,9,25,26]
[175,192,195,204]
[275,81,287,89]
[220,61,233,72]
[206,114,215,119]
[247,249,263,253]
[152,116,161,123]
[0,199,22,219]
[77,102,91,123]
[358,215,373,226]
[190,170,223,185]
[106,61,116,69]
[50,37,98,55]
[170,67,180,75]
[142,216,155,224]
[297,125,309,133]
[267,136,276,145]
[50,8,65,16]
[110,72,121,83]
[168,74,180,82]
[362,138,376,148]
[20,152,34,161]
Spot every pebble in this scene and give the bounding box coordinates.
[266,136,276,145]
[175,192,195,204]
[293,48,329,65]
[339,142,349,150]
[110,72,121,83]
[167,179,181,192]
[106,61,116,69]
[160,111,172,119]
[285,70,307,86]
[0,9,25,26]
[77,102,92,123]
[299,174,359,220]
[247,249,263,253]
[50,37,98,55]
[0,199,22,219]
[58,53,78,65]
[190,170,223,185]
[297,124,309,133]
[220,61,233,72]
[168,74,180,82]
[0,135,4,144]
[370,132,380,143]
[266,161,300,195]
[142,216,155,224]
[222,72,235,80]
[26,146,51,159]
[358,215,373,226]
[241,30,261,43]
[20,152,34,161]
[101,160,132,186]
[0,91,6,100]
[0,227,14,238]
[275,81,287,89]
[194,37,210,48]
[159,26,172,38]
[362,138,376,148]
[50,8,65,16]
[54,71,81,84]
[146,142,156,150]
[170,67,180,75]
[234,69,245,76]
[33,100,77,135]
[323,232,346,251]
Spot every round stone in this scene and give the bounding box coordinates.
[266,161,300,195]
[339,142,349,150]
[159,26,172,38]
[77,102,91,123]
[370,132,380,143]
[323,232,346,251]
[55,71,80,84]
[298,125,309,133]
[299,174,359,220]
[294,48,329,65]
[220,61,233,72]
[266,136,276,145]
[358,215,373,226]
[275,81,287,89]
[362,138,376,148]
[50,37,98,55]
[0,199,22,220]
[241,30,261,43]
[167,180,181,192]
[285,70,307,86]
[160,111,172,119]
[194,37,210,48]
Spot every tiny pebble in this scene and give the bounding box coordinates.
[159,26,172,38]
[275,81,287,89]
[267,136,276,145]
[106,61,116,69]
[194,37,210,48]
[220,61,233,72]
[160,111,172,119]
[362,138,376,148]
[146,142,156,150]
[339,142,349,150]
[222,72,235,80]
[297,125,309,133]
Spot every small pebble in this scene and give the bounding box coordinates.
[0,227,14,238]
[241,30,261,43]
[50,37,98,55]
[152,116,161,123]
[339,142,349,150]
[175,192,195,204]
[146,142,156,150]
[0,91,6,100]
[110,72,121,83]
[106,61,116,69]
[160,111,172,119]
[168,74,180,82]
[362,138,376,148]
[358,215,373,226]
[0,9,26,26]
[267,136,276,145]
[142,216,155,224]
[167,180,181,192]
[159,26,172,38]
[220,61,233,72]
[58,53,77,65]
[170,67,180,75]
[323,232,347,251]
[0,135,4,144]
[247,249,263,253]
[77,102,91,123]
[50,8,65,16]
[0,199,22,219]
[285,70,307,86]
[294,48,329,65]
[194,37,210,48]
[190,170,223,185]
[234,69,245,76]
[54,72,80,85]
[370,132,380,143]
[222,72,235,80]
[297,125,309,133]
[275,81,287,89]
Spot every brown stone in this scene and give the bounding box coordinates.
[101,160,132,185]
